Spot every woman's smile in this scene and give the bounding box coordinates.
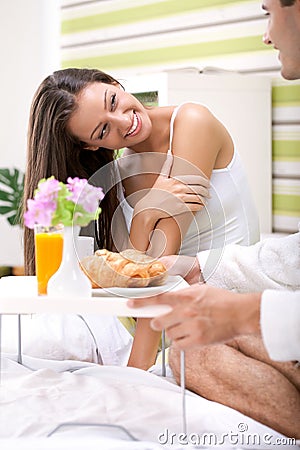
[126,111,141,137]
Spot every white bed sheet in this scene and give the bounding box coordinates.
[0,356,296,450]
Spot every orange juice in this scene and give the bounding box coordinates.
[35,229,63,295]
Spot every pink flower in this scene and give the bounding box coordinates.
[24,176,104,229]
[35,178,60,202]
[24,198,56,228]
[66,177,104,213]
[66,177,88,203]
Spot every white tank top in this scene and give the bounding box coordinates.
[118,103,260,256]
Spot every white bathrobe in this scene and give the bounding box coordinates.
[197,225,300,362]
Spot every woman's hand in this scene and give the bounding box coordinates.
[133,156,210,225]
[159,254,203,284]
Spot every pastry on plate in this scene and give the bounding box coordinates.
[80,248,167,288]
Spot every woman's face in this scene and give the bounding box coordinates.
[68,82,152,150]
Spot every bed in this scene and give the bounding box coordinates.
[0,277,298,449]
[1,353,298,449]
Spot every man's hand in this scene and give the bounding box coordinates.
[127,284,261,350]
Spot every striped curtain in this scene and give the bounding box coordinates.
[60,0,300,233]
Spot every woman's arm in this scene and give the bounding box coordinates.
[128,103,232,369]
[127,157,210,252]
[129,104,226,255]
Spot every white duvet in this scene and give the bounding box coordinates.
[1,356,296,450]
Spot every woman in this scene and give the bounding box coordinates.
[24,67,259,369]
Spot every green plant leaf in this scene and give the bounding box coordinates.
[0,206,13,214]
[0,191,13,202]
[7,214,19,226]
[0,168,11,185]
[0,167,24,226]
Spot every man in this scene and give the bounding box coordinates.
[128,0,300,439]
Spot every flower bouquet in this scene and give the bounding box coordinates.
[24,176,104,297]
[24,176,104,229]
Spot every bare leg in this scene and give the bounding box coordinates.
[169,336,300,438]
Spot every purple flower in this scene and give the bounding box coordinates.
[24,176,104,229]
[35,178,61,202]
[66,177,88,203]
[24,198,56,229]
[66,177,104,213]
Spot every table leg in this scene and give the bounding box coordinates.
[180,350,187,435]
[0,314,2,384]
[161,329,166,377]
[17,314,22,365]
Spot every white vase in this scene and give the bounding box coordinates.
[47,225,92,298]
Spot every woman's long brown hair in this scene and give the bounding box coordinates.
[24,68,120,275]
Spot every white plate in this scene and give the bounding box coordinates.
[92,275,186,298]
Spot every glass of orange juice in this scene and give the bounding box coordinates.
[34,224,64,295]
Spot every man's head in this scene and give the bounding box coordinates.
[262,0,300,79]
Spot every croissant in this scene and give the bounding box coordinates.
[80,248,167,288]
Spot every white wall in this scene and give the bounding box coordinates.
[0,0,60,266]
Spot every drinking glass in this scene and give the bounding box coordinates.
[34,224,64,295]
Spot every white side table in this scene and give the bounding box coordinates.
[0,275,183,367]
[0,275,187,434]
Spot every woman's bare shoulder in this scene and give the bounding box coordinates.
[175,102,216,123]
[171,103,225,176]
